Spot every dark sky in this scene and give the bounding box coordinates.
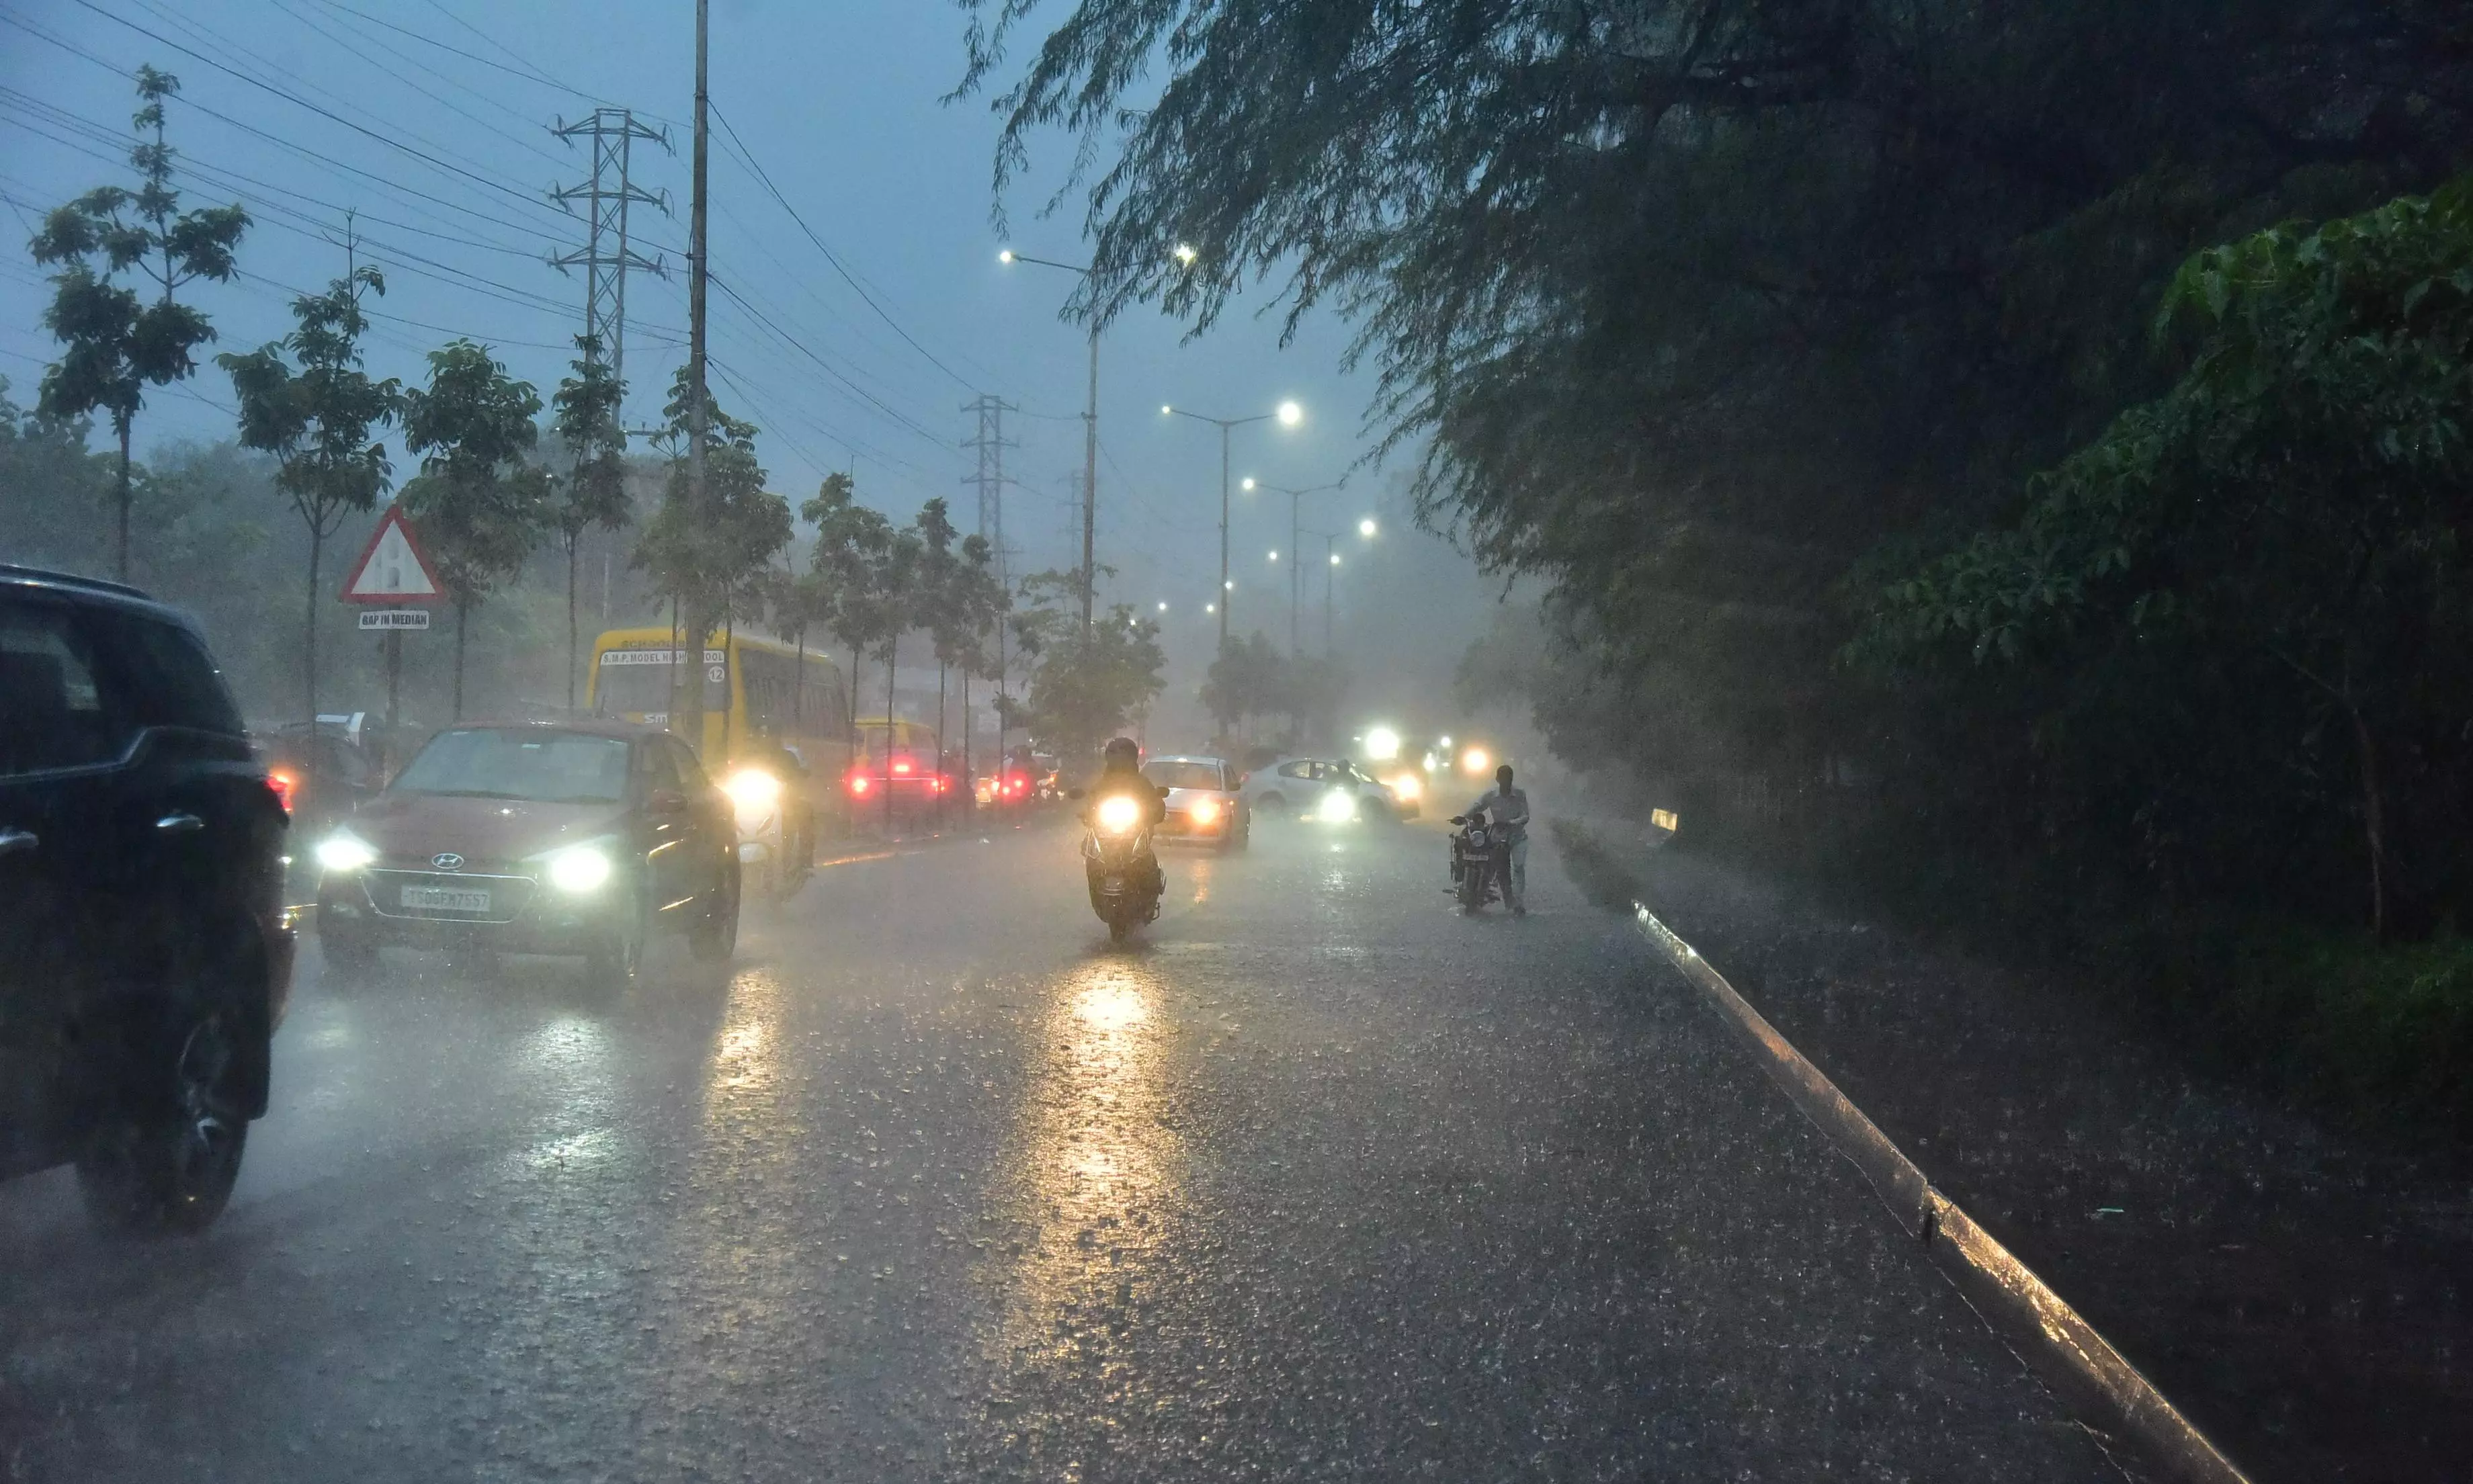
[1,0,1424,646]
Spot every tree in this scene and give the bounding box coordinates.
[1006,570,1166,760]
[1855,176,2473,939]
[402,341,549,719]
[634,367,791,754]
[1202,631,1284,738]
[29,64,247,580]
[960,0,2471,858]
[549,336,632,711]
[804,470,896,767]
[219,244,400,727]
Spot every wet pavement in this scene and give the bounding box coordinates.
[3,817,2119,1482]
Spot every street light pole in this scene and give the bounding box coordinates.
[1082,324,1098,630]
[1167,400,1302,649]
[998,249,1103,630]
[1219,421,1231,649]
[1248,480,1343,655]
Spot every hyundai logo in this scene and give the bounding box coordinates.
[431,853,465,872]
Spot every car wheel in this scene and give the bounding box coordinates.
[77,1002,255,1236]
[586,880,648,988]
[688,862,741,963]
[1256,791,1286,814]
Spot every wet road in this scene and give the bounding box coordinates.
[2,817,2118,1482]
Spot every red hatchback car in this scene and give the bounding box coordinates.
[312,720,740,981]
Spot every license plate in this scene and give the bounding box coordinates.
[401,885,491,913]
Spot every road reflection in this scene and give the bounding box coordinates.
[989,956,1184,1370]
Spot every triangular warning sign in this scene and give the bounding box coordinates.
[341,504,444,604]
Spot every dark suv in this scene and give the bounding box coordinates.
[0,565,295,1233]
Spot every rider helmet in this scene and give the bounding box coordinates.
[1103,736,1141,769]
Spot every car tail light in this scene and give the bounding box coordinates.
[265,768,297,814]
[848,771,872,796]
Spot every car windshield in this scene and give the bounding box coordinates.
[390,728,630,803]
[1142,760,1223,790]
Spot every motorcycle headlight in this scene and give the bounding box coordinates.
[1318,790,1357,823]
[1097,794,1142,834]
[544,844,614,894]
[722,768,782,811]
[1188,797,1221,825]
[315,832,376,873]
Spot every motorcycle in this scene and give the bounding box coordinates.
[1448,807,1509,914]
[1076,785,1167,941]
[722,760,812,910]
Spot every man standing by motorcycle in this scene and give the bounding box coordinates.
[1465,762,1531,916]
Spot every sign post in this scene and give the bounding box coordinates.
[339,505,445,748]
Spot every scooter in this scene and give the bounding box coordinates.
[1077,785,1167,941]
[722,760,812,910]
[1448,807,1508,914]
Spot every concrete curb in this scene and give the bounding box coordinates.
[1630,904,2252,1484]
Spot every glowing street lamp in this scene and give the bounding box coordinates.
[1359,517,1378,538]
[1165,400,1304,645]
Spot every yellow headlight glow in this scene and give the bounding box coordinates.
[723,768,782,810]
[1462,746,1492,775]
[315,833,376,873]
[1189,797,1221,825]
[1097,794,1142,833]
[1388,772,1422,801]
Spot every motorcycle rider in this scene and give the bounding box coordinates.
[1465,762,1531,916]
[1085,736,1167,898]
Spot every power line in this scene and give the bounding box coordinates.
[63,0,580,227]
[706,99,980,393]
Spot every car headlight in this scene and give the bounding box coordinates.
[1318,790,1358,823]
[545,844,614,893]
[1097,794,1142,834]
[315,832,376,873]
[1189,797,1221,825]
[722,767,782,812]
[1388,772,1422,801]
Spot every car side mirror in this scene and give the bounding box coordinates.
[1066,787,1086,801]
[1157,785,1173,801]
[648,788,687,814]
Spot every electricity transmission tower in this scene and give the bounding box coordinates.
[961,394,1020,750]
[960,394,1018,567]
[548,107,671,382]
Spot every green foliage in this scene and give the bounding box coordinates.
[402,341,549,715]
[1005,572,1165,756]
[27,62,247,577]
[1857,176,2473,934]
[550,336,630,546]
[801,470,898,668]
[633,365,791,625]
[218,254,401,723]
[549,336,632,708]
[1202,631,1348,746]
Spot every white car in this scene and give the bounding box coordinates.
[1240,756,1415,822]
[1140,754,1251,851]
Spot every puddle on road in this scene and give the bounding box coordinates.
[980,957,1187,1389]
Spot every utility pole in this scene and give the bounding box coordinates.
[549,108,672,386]
[681,0,711,754]
[1081,327,1098,631]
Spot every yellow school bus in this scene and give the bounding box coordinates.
[585,627,853,789]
